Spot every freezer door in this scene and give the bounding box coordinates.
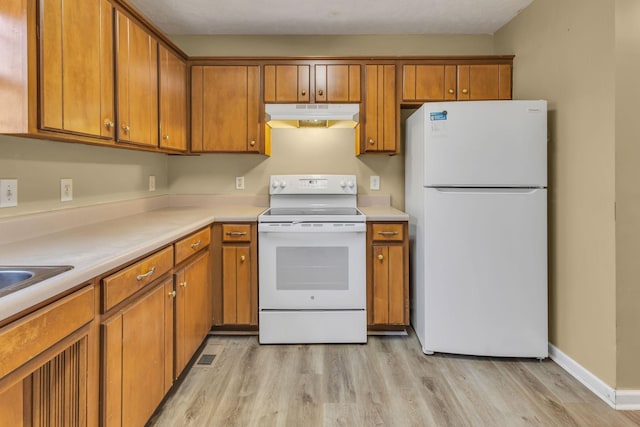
[423,187,548,357]
[423,100,547,187]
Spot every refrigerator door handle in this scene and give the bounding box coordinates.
[432,188,544,195]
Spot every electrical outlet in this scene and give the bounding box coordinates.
[235,176,245,190]
[370,175,380,191]
[60,178,73,202]
[149,175,156,192]
[0,179,18,208]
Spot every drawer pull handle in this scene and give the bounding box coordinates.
[226,231,247,236]
[190,240,201,249]
[378,231,399,236]
[136,266,156,281]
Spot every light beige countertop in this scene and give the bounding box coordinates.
[0,198,267,323]
[0,194,408,322]
[359,205,409,221]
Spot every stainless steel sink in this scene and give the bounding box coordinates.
[0,266,74,297]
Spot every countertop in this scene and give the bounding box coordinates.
[0,195,407,323]
[0,204,265,322]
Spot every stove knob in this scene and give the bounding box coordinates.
[272,180,280,189]
[340,180,346,188]
[279,181,287,188]
[347,181,355,189]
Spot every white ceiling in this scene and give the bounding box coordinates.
[126,0,534,36]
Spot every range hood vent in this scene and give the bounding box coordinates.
[265,104,359,122]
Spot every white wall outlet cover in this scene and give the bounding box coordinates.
[235,176,245,190]
[0,179,18,208]
[149,175,156,192]
[60,178,73,202]
[370,175,380,191]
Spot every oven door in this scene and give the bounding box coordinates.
[258,222,366,310]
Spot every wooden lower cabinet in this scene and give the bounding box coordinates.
[367,222,409,328]
[175,251,212,377]
[212,223,258,328]
[102,279,174,427]
[0,285,97,427]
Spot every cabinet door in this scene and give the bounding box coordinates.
[372,245,405,325]
[191,65,260,153]
[457,64,512,100]
[159,45,187,151]
[115,11,158,147]
[402,65,456,102]
[40,0,114,139]
[264,65,310,103]
[103,279,173,427]
[315,64,361,102]
[175,252,211,377]
[0,382,24,427]
[222,246,252,324]
[363,64,397,153]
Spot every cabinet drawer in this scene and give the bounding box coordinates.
[371,223,404,242]
[221,224,252,242]
[175,227,211,265]
[103,246,174,312]
[0,285,95,379]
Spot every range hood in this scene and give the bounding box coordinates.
[265,104,359,128]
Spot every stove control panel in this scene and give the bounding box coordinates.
[269,175,357,195]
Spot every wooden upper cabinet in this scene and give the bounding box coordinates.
[191,65,261,153]
[402,65,456,102]
[315,64,361,102]
[40,0,114,139]
[159,45,187,151]
[115,11,158,147]
[363,64,397,154]
[264,65,310,103]
[457,64,512,100]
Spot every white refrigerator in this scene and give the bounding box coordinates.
[405,100,548,358]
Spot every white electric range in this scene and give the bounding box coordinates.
[258,174,367,344]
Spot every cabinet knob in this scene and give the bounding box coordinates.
[168,290,176,298]
[318,89,324,96]
[250,140,256,146]
[121,124,130,132]
[180,281,187,288]
[163,134,170,140]
[301,89,307,96]
[104,119,114,129]
[369,138,375,145]
[461,89,469,94]
[377,254,384,261]
[448,89,455,94]
[240,255,246,262]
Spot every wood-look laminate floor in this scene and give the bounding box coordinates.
[149,330,640,427]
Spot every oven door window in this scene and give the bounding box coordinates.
[276,247,348,291]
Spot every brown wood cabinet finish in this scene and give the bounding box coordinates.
[367,222,409,327]
[315,64,361,102]
[175,251,211,377]
[363,64,397,154]
[115,10,158,147]
[102,279,174,427]
[40,0,114,139]
[174,227,211,266]
[212,223,258,328]
[191,65,261,153]
[402,64,457,102]
[457,64,512,100]
[264,65,310,103]
[159,45,187,151]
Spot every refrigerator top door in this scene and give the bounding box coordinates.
[422,100,547,187]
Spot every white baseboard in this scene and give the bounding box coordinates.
[549,343,640,410]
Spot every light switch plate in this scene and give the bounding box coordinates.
[60,178,73,202]
[370,176,380,191]
[0,179,18,208]
[235,176,245,190]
